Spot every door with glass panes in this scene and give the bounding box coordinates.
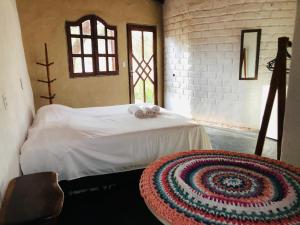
[127,24,158,104]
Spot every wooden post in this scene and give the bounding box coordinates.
[37,43,56,104]
[255,37,290,160]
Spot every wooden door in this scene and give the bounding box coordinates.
[127,24,158,104]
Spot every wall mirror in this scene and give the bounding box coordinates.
[239,29,261,80]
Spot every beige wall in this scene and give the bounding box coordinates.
[16,0,164,109]
[282,1,300,167]
[0,0,34,202]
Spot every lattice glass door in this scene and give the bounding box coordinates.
[127,25,158,104]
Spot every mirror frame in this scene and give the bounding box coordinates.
[239,29,261,80]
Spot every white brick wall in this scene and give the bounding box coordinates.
[163,0,296,129]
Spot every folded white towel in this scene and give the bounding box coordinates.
[142,104,160,114]
[150,105,160,114]
[128,105,145,119]
[142,106,156,118]
[128,104,161,119]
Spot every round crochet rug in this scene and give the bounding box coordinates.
[140,150,300,225]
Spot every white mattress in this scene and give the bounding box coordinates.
[20,104,211,181]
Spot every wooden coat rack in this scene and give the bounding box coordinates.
[37,43,56,104]
[255,37,292,160]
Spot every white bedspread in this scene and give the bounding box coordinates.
[20,104,211,181]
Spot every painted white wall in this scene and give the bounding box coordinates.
[0,0,34,202]
[163,0,297,129]
[281,1,300,167]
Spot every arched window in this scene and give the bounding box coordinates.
[65,15,119,77]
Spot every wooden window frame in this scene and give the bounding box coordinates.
[65,15,119,78]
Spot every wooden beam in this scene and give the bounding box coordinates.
[255,37,290,159]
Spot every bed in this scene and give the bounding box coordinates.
[20,104,211,181]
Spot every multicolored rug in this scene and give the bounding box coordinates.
[140,150,300,225]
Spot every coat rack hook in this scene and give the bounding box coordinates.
[37,43,56,104]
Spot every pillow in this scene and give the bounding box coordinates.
[31,104,74,129]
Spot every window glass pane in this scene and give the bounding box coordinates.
[70,26,80,35]
[145,78,154,104]
[82,20,91,35]
[97,21,105,36]
[141,72,147,80]
[137,67,143,75]
[107,29,115,37]
[84,57,93,73]
[132,60,139,85]
[71,38,81,54]
[98,57,107,72]
[73,57,82,73]
[134,78,144,104]
[131,31,142,61]
[133,73,139,86]
[143,31,154,62]
[98,39,106,54]
[108,57,116,71]
[107,40,115,54]
[83,38,92,54]
[148,58,154,81]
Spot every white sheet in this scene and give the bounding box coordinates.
[20,104,211,181]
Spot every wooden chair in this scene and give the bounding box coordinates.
[0,172,64,225]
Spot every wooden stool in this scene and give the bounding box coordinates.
[0,172,64,225]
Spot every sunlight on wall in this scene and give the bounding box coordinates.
[164,36,193,118]
[165,95,192,118]
[163,0,296,130]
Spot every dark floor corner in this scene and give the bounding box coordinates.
[58,175,162,225]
